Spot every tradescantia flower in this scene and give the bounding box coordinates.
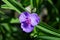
[19,12,40,33]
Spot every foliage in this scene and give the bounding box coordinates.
[0,0,60,40]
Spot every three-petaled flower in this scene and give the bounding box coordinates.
[19,12,40,33]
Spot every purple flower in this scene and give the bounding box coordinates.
[19,12,40,33]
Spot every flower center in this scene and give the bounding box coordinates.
[26,18,31,24]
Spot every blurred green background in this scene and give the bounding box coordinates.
[0,0,60,40]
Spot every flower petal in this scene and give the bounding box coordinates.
[30,13,40,26]
[19,12,30,22]
[21,22,34,33]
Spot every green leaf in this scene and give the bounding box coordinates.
[36,0,43,14]
[2,0,27,13]
[12,0,27,11]
[30,0,33,11]
[39,22,59,33]
[31,22,60,37]
[2,0,21,13]
[0,11,5,15]
[48,0,59,14]
[38,36,60,40]
[10,18,19,23]
[36,25,60,37]
[1,23,11,32]
[20,0,30,7]
[1,4,14,10]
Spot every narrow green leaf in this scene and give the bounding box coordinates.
[48,0,59,14]
[0,11,5,15]
[36,25,60,37]
[38,36,60,40]
[10,18,19,23]
[12,0,27,11]
[1,4,14,10]
[1,23,11,32]
[2,0,21,13]
[36,0,39,7]
[30,0,33,11]
[20,0,30,7]
[39,22,58,33]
